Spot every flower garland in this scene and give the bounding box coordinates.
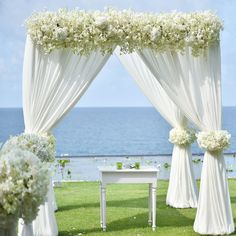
[197,130,231,153]
[25,8,223,56]
[0,148,49,225]
[1,133,56,163]
[169,127,196,146]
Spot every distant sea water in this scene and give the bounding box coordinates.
[1,107,236,180]
[0,107,236,156]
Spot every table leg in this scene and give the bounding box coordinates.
[100,183,103,228]
[148,184,152,225]
[101,186,106,231]
[151,185,156,231]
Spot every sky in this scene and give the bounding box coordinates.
[0,0,235,107]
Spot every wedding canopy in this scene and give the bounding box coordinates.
[21,8,234,236]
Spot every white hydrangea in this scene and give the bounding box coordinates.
[0,148,49,224]
[1,133,56,163]
[25,8,223,56]
[169,128,196,146]
[197,130,231,153]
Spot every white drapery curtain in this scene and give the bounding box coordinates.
[139,44,234,235]
[116,49,198,208]
[20,36,111,236]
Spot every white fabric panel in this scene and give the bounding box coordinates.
[116,49,183,128]
[139,44,234,235]
[23,36,110,134]
[18,183,58,236]
[139,46,221,131]
[194,152,233,234]
[32,196,58,236]
[18,222,34,236]
[48,178,58,212]
[22,35,111,236]
[116,49,198,208]
[22,224,34,236]
[167,145,198,208]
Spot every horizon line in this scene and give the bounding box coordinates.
[0,105,236,108]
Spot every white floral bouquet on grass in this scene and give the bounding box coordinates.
[1,133,56,162]
[169,127,196,147]
[0,148,49,231]
[25,8,223,56]
[197,130,231,153]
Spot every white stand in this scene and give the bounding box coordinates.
[99,167,158,231]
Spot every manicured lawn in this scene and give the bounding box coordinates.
[55,180,236,236]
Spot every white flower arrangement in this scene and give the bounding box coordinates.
[1,133,56,163]
[197,130,231,153]
[169,128,196,146]
[25,8,223,56]
[0,148,49,225]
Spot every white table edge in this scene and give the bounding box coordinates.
[98,166,160,172]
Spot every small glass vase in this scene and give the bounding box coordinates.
[116,162,123,170]
[135,162,140,169]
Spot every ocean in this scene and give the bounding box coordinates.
[1,107,236,181]
[0,107,235,156]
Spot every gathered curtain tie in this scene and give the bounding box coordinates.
[197,130,231,154]
[168,127,196,147]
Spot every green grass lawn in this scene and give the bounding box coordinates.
[55,180,236,236]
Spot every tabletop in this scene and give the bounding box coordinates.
[98,166,159,173]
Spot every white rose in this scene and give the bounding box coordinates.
[178,24,186,31]
[41,25,49,32]
[95,16,108,29]
[196,34,203,40]
[54,27,68,40]
[150,28,160,41]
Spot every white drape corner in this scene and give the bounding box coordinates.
[138,44,234,235]
[116,48,198,209]
[21,35,111,236]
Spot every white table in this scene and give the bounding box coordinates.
[98,167,159,231]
